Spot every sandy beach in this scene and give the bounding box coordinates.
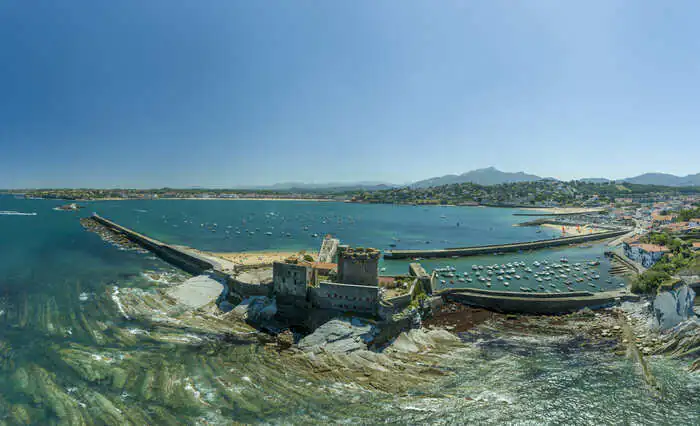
[541,223,603,235]
[520,207,606,214]
[212,250,313,267]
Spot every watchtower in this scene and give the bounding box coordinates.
[336,246,380,286]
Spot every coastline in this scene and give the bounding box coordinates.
[82,197,342,202]
[518,207,606,214]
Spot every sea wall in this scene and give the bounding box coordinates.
[441,288,640,314]
[91,214,216,275]
[384,228,629,259]
[606,250,644,274]
[441,287,595,299]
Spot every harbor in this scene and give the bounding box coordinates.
[85,212,636,316]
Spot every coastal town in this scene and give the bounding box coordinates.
[8,179,700,207]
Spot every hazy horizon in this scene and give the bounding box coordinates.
[3,166,700,190]
[2,1,700,188]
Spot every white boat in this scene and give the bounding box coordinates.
[503,282,509,287]
[514,275,521,280]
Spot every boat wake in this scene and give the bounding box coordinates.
[0,210,37,216]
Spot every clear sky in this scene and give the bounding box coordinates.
[1,1,699,188]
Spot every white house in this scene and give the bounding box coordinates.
[624,243,670,268]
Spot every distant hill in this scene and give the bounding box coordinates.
[623,173,700,187]
[410,167,544,188]
[253,170,700,192]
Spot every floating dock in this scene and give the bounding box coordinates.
[384,228,629,259]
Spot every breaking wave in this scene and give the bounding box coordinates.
[0,210,37,216]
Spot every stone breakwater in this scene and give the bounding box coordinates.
[437,287,639,315]
[384,228,630,259]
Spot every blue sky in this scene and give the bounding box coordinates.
[1,1,699,188]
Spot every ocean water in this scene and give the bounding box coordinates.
[1,195,698,424]
[83,199,561,252]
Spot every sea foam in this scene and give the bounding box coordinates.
[0,210,37,216]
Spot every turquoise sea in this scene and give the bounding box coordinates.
[1,195,698,424]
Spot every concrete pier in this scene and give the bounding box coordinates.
[384,228,629,259]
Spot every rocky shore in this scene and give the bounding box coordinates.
[80,217,146,253]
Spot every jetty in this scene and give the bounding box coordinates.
[88,214,235,309]
[90,214,231,274]
[384,228,629,259]
[435,287,639,314]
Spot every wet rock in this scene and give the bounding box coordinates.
[298,318,374,354]
[652,285,696,331]
[276,330,294,350]
[387,328,461,354]
[230,296,277,323]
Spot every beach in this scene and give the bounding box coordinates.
[212,250,312,267]
[519,207,606,214]
[540,222,603,235]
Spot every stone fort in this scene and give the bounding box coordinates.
[272,240,382,316]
